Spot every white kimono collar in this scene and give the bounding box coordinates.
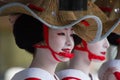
[56,69,91,80]
[12,68,57,80]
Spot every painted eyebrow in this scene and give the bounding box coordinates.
[64,28,68,30]
[64,28,73,30]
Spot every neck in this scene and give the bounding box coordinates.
[69,50,91,75]
[30,48,58,75]
[116,45,120,59]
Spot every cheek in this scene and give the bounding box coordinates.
[88,44,102,53]
[71,38,74,47]
[49,36,65,51]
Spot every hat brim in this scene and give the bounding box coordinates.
[100,18,120,40]
[73,2,109,43]
[95,0,120,40]
[0,2,103,43]
[73,18,102,43]
[74,2,108,23]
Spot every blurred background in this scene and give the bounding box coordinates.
[0,16,32,80]
[0,0,119,80]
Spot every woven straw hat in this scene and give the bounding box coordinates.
[98,60,120,80]
[0,0,103,43]
[73,1,120,42]
[94,0,120,40]
[100,0,120,41]
[0,0,77,27]
[101,18,120,40]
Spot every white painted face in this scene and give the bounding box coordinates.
[49,27,74,62]
[87,38,110,60]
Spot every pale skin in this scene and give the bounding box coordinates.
[9,15,75,78]
[115,44,120,59]
[69,38,110,76]
[99,44,120,80]
[30,28,75,75]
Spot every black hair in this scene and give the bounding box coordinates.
[107,32,120,46]
[13,14,44,54]
[73,34,82,45]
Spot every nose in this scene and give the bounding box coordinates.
[65,35,74,47]
[104,38,110,48]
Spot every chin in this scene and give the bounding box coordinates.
[55,54,70,62]
[63,58,70,62]
[92,59,106,62]
[60,58,70,62]
[59,57,70,62]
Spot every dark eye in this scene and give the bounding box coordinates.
[57,33,65,36]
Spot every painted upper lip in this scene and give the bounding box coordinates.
[62,48,71,53]
[101,52,106,55]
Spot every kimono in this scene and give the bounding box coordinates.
[12,68,59,80]
[56,69,91,80]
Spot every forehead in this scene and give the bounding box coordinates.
[49,27,73,32]
[89,38,107,45]
[87,41,102,47]
[64,28,73,30]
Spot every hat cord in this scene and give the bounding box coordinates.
[33,25,74,62]
[27,4,70,61]
[43,25,75,62]
[74,40,105,61]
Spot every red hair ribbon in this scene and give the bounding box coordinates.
[81,20,90,27]
[114,72,120,80]
[43,25,74,61]
[99,7,112,12]
[62,77,81,80]
[74,40,88,51]
[34,43,74,59]
[33,25,74,62]
[25,78,41,80]
[28,4,44,12]
[116,38,120,44]
[43,25,63,62]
